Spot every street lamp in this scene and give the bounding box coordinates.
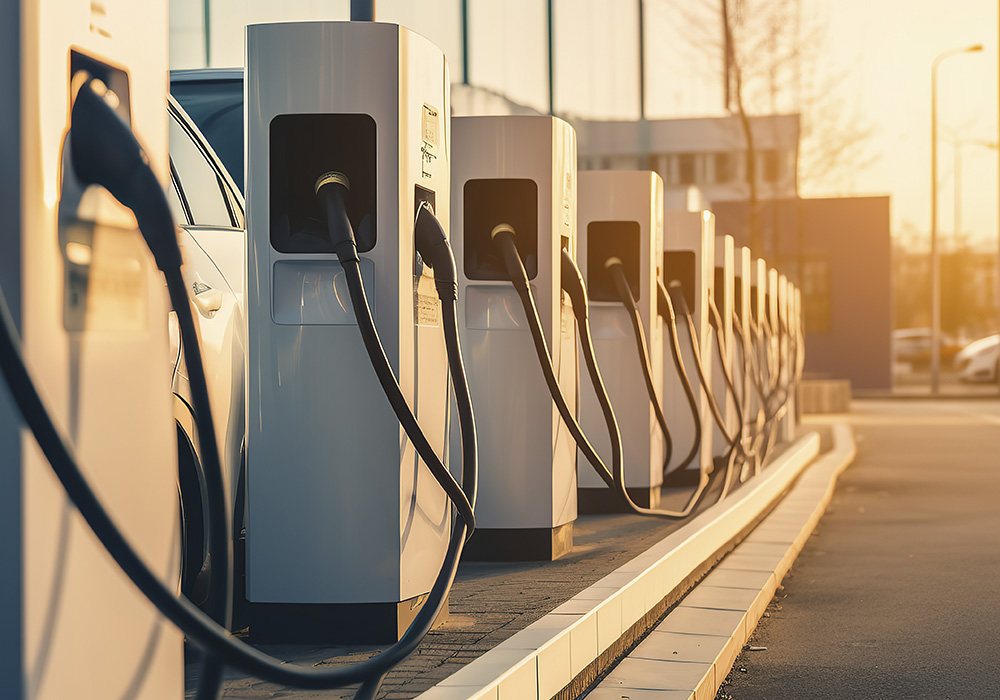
[931,43,982,395]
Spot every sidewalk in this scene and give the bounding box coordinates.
[723,399,1000,699]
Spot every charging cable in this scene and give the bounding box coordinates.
[492,225,717,520]
[602,259,673,471]
[655,279,707,480]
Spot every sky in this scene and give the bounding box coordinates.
[169,0,1000,252]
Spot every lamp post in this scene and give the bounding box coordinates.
[931,43,982,395]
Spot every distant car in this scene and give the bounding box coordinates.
[955,334,1000,383]
[892,327,961,366]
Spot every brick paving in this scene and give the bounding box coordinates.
[184,447,801,700]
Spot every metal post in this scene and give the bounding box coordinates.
[931,44,982,396]
[461,0,469,85]
[931,57,939,395]
[954,140,962,242]
[350,0,375,21]
[203,0,211,66]
[638,0,645,120]
[548,0,555,116]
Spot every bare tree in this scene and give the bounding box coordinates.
[673,0,877,252]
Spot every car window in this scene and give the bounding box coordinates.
[170,78,244,193]
[168,113,236,228]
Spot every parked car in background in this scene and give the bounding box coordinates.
[166,90,247,608]
[954,334,1000,383]
[892,327,961,367]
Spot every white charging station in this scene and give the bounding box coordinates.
[778,274,795,441]
[577,171,665,511]
[662,210,715,483]
[450,115,578,560]
[245,21,452,642]
[767,267,780,401]
[0,2,182,697]
[749,257,768,430]
[712,235,737,457]
[792,285,804,424]
[733,246,753,468]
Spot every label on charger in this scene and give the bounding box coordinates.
[421,104,439,180]
[421,104,439,147]
[413,273,440,327]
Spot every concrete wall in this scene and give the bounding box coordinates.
[713,196,892,390]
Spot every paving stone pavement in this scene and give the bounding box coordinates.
[184,440,806,700]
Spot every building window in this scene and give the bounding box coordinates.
[760,149,781,183]
[801,256,831,332]
[714,152,736,183]
[678,153,696,185]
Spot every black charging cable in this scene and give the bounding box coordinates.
[492,225,715,519]
[314,173,478,700]
[603,259,673,470]
[69,74,231,699]
[665,284,736,446]
[655,279,706,480]
[662,283,742,497]
[314,174,476,530]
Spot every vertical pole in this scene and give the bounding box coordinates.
[203,0,211,66]
[350,0,375,21]
[954,140,962,242]
[461,0,469,85]
[548,0,555,116]
[638,0,646,120]
[722,0,731,111]
[931,63,941,395]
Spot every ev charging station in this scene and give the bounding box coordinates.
[778,274,795,441]
[662,210,715,482]
[576,170,665,510]
[712,235,737,457]
[245,21,453,642]
[749,257,768,422]
[733,246,752,448]
[0,1,182,697]
[767,267,781,397]
[449,115,578,561]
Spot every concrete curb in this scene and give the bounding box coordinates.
[590,423,856,700]
[414,431,827,700]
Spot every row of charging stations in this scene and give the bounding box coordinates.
[0,10,807,698]
[238,9,808,633]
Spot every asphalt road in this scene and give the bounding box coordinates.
[723,399,1000,700]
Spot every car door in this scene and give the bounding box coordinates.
[166,97,246,512]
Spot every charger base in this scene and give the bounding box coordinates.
[249,594,448,644]
[462,522,573,562]
[577,485,661,514]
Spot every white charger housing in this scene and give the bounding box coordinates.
[749,257,769,423]
[245,21,452,642]
[0,1,181,697]
[712,234,737,456]
[733,246,753,459]
[450,115,578,561]
[577,170,665,511]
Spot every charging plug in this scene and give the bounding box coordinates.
[560,249,589,322]
[413,203,458,302]
[667,282,691,318]
[69,73,181,272]
[314,172,359,263]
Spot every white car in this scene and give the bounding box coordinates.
[955,334,999,383]
[166,84,246,607]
